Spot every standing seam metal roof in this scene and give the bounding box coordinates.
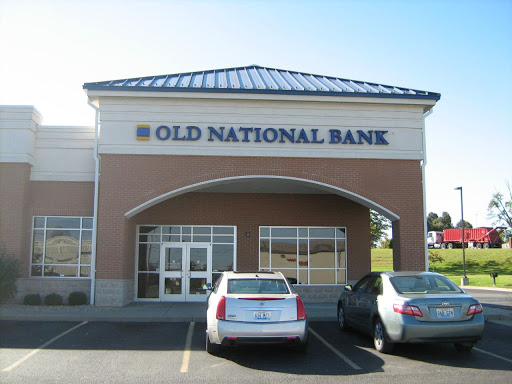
[83,65,440,100]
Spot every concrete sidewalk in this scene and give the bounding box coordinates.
[1,301,511,324]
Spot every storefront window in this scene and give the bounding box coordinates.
[259,226,347,285]
[30,217,93,278]
[136,225,236,299]
[212,244,234,272]
[138,244,160,271]
[138,273,159,298]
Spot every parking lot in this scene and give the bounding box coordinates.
[1,320,511,384]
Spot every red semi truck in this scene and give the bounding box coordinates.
[427,227,503,249]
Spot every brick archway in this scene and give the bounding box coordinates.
[124,175,400,221]
[95,154,426,296]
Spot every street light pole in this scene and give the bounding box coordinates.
[455,187,468,286]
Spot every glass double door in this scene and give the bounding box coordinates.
[160,243,212,302]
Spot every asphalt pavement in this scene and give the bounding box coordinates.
[1,286,511,324]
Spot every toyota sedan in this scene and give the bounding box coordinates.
[337,271,485,353]
[205,271,308,355]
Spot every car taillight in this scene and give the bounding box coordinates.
[296,296,306,320]
[393,304,423,317]
[467,304,483,316]
[216,296,226,320]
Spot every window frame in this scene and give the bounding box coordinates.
[30,216,93,279]
[259,226,347,285]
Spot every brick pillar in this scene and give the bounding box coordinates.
[392,220,401,271]
[0,163,32,276]
[392,215,426,271]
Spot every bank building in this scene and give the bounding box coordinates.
[0,65,440,306]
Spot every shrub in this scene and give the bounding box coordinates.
[0,250,22,302]
[429,250,444,264]
[24,293,42,305]
[68,291,88,306]
[44,293,63,305]
[428,250,445,271]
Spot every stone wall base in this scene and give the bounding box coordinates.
[94,279,134,307]
[12,278,91,304]
[293,285,346,303]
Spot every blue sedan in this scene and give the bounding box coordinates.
[337,271,485,353]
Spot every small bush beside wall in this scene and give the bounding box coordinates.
[24,294,42,305]
[68,291,88,306]
[0,250,22,302]
[44,293,63,306]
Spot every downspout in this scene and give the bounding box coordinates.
[88,99,100,305]
[422,107,434,271]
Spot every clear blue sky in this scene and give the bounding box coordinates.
[1,0,511,229]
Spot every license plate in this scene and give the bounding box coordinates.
[436,308,454,318]
[254,311,271,320]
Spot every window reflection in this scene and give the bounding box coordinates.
[138,273,159,298]
[189,278,207,295]
[259,227,347,285]
[81,231,92,264]
[47,217,80,229]
[190,248,207,271]
[139,244,161,271]
[45,231,80,264]
[260,240,270,269]
[212,244,234,272]
[44,265,78,277]
[309,239,335,268]
[31,217,93,278]
[32,231,44,264]
[310,269,335,284]
[271,239,297,269]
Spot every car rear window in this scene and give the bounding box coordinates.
[227,279,290,294]
[390,275,463,294]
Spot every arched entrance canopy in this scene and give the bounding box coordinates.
[124,176,399,221]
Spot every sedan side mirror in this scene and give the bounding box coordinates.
[344,285,352,292]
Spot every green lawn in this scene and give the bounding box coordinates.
[371,248,512,288]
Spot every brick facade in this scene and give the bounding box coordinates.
[96,154,424,285]
[0,162,94,301]
[1,153,425,305]
[0,163,32,275]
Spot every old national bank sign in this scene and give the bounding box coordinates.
[138,124,390,146]
[1,65,440,307]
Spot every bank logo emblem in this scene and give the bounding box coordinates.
[136,124,150,141]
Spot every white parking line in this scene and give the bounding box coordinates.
[475,347,512,365]
[2,321,88,372]
[309,327,362,370]
[180,322,195,373]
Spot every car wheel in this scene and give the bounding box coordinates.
[454,342,474,352]
[373,318,394,354]
[206,331,221,355]
[337,305,349,331]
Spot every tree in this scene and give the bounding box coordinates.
[427,211,453,232]
[439,212,453,230]
[488,181,512,228]
[427,212,441,232]
[455,219,473,229]
[370,210,391,248]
